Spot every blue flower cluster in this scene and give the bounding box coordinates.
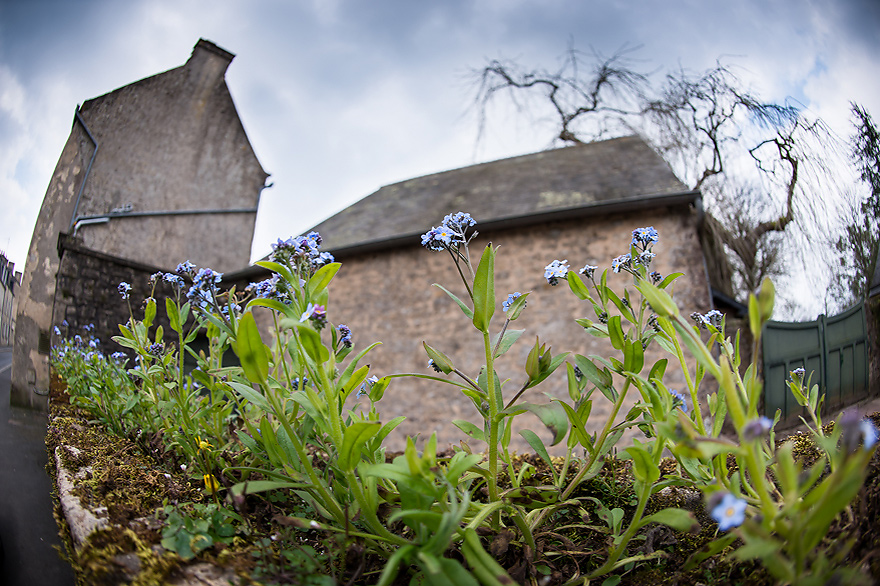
[151,271,186,289]
[246,274,294,305]
[337,324,353,348]
[544,260,569,286]
[421,212,476,251]
[269,231,334,269]
[579,264,598,280]
[632,226,659,248]
[691,309,725,329]
[118,281,132,300]
[502,292,523,312]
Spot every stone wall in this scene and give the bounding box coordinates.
[52,236,177,364]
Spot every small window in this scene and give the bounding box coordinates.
[38,329,51,355]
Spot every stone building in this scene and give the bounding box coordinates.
[12,39,269,408]
[0,252,20,346]
[227,135,714,450]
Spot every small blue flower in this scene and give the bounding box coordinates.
[53,326,61,335]
[357,375,380,398]
[650,271,662,284]
[62,319,69,327]
[632,226,659,247]
[176,260,196,275]
[861,420,878,449]
[163,273,185,288]
[636,251,655,267]
[118,281,132,299]
[544,260,569,286]
[299,303,327,329]
[668,389,689,413]
[579,264,598,279]
[611,253,631,273]
[742,416,773,441]
[705,309,724,328]
[442,212,476,232]
[421,226,451,251]
[502,292,522,312]
[710,493,747,531]
[110,352,128,363]
[790,367,806,381]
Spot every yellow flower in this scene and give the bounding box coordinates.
[203,474,220,494]
[197,436,213,452]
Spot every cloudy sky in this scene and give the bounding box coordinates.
[1,0,878,313]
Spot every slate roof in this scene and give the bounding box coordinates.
[310,135,692,254]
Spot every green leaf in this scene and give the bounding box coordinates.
[506,292,530,320]
[637,281,678,317]
[233,312,269,384]
[638,507,699,532]
[566,271,591,300]
[625,444,660,485]
[623,339,644,374]
[228,480,308,498]
[452,420,485,442]
[255,259,294,281]
[471,244,495,332]
[296,325,330,363]
[520,429,557,483]
[111,335,139,350]
[307,262,341,298]
[606,289,635,322]
[143,297,157,327]
[492,328,525,359]
[557,400,593,453]
[608,315,625,350]
[648,359,667,383]
[166,298,181,333]
[338,422,382,471]
[433,284,473,319]
[574,355,613,389]
[501,402,568,446]
[423,342,454,374]
[227,381,272,412]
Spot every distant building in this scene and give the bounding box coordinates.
[12,39,268,408]
[0,252,20,346]
[227,135,715,449]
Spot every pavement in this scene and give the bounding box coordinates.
[0,347,75,586]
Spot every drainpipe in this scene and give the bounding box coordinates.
[68,107,99,233]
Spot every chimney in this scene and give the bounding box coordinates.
[185,39,235,93]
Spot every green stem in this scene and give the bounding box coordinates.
[530,378,633,532]
[483,330,501,523]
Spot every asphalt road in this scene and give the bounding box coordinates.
[0,347,75,586]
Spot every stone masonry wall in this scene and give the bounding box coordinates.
[53,238,177,364]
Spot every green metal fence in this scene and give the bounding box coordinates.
[762,302,870,422]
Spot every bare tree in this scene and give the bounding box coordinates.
[472,49,839,307]
[832,104,880,304]
[472,45,647,147]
